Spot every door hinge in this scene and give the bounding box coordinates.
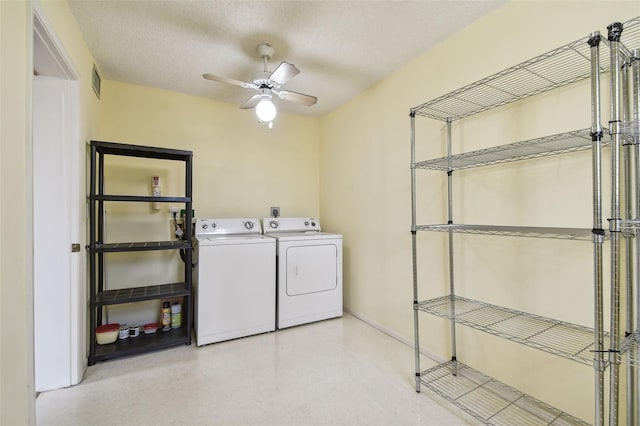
[71,243,81,252]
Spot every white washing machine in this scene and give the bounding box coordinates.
[262,217,342,329]
[194,218,275,346]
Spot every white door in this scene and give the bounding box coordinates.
[33,76,76,391]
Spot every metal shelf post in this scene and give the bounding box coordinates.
[608,21,624,426]
[589,30,606,426]
[632,46,640,426]
[622,43,636,426]
[410,111,421,392]
[446,119,458,375]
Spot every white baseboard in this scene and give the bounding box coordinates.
[344,308,446,364]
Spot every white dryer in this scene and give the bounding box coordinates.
[262,217,342,329]
[194,218,275,346]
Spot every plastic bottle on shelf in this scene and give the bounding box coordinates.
[161,301,171,331]
[171,303,182,329]
[151,176,161,210]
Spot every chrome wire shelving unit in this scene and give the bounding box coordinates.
[407,17,640,426]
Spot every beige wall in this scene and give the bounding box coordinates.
[320,2,638,423]
[94,81,320,326]
[1,0,100,423]
[1,1,34,424]
[97,80,320,220]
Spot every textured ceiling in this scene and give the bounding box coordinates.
[68,1,505,117]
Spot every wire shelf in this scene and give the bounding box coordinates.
[620,16,640,147]
[416,224,597,241]
[414,129,599,171]
[620,330,640,368]
[411,16,640,122]
[619,16,640,61]
[411,35,596,121]
[418,296,607,365]
[621,121,639,144]
[420,361,590,425]
[621,219,640,232]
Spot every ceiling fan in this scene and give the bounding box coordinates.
[203,44,318,127]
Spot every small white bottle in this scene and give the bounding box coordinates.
[152,176,161,210]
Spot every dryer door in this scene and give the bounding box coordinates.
[286,243,338,296]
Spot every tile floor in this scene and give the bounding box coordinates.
[36,314,478,425]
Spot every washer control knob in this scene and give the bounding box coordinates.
[311,221,316,227]
[202,224,208,230]
[269,220,278,229]
[304,221,309,226]
[211,222,217,229]
[244,221,254,230]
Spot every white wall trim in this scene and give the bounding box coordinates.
[345,308,446,365]
[32,2,78,80]
[65,80,83,386]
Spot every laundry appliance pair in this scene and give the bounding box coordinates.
[193,217,342,346]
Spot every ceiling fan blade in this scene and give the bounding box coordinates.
[275,90,318,107]
[268,62,300,85]
[240,94,261,109]
[203,73,257,89]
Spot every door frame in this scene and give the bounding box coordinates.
[32,1,84,387]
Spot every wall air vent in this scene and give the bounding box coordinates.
[92,64,101,99]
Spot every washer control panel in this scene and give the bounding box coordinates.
[196,218,262,237]
[262,217,321,233]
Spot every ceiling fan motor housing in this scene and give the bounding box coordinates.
[256,44,274,60]
[251,70,276,89]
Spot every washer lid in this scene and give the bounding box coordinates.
[196,234,275,246]
[267,231,342,241]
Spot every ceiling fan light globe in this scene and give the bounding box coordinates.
[256,98,277,122]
